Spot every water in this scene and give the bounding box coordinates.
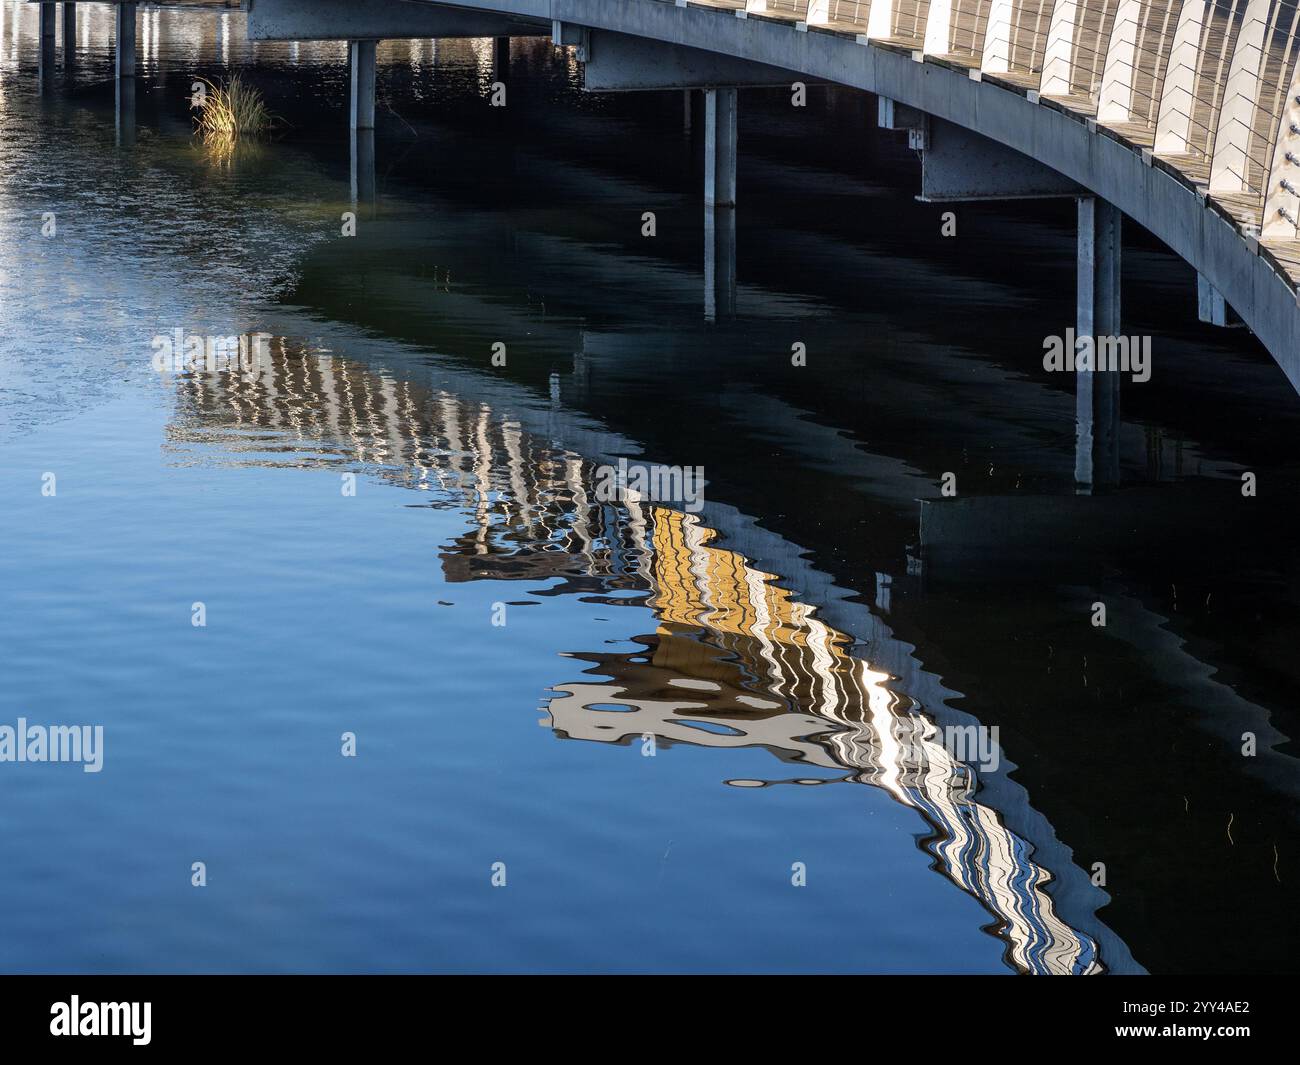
[1,4,1297,975]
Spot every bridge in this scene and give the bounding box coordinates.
[25,0,1300,461]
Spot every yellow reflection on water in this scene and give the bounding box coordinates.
[164,341,1103,974]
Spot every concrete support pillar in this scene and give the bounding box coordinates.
[703,89,737,317]
[704,88,738,208]
[493,36,510,81]
[1076,197,1122,490]
[349,39,377,132]
[1197,275,1228,325]
[1196,274,1243,327]
[38,3,56,92]
[683,89,693,135]
[62,2,77,58]
[704,205,737,321]
[115,3,136,80]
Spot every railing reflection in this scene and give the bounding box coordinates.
[163,340,1108,974]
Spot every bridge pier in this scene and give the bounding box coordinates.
[703,88,737,318]
[1197,274,1244,328]
[349,39,377,132]
[115,2,135,80]
[1075,197,1122,491]
[37,3,55,93]
[871,110,1123,487]
[704,88,737,208]
[493,35,510,81]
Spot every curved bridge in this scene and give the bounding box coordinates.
[411,0,1300,388]
[46,0,1300,387]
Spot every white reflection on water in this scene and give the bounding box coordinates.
[165,344,1109,974]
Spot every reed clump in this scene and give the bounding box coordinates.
[195,76,274,142]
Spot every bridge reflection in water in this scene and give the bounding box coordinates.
[165,341,1107,975]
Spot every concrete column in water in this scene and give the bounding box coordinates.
[1075,196,1122,490]
[704,88,738,208]
[493,36,510,81]
[38,3,56,92]
[115,3,136,80]
[349,40,377,132]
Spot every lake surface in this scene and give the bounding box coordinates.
[1,4,1297,975]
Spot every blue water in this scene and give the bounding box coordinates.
[0,386,1005,973]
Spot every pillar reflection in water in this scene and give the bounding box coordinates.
[115,78,136,148]
[351,129,376,207]
[703,86,738,321]
[704,205,736,321]
[1076,360,1121,489]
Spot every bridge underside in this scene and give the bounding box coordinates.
[246,0,546,41]
[31,0,1300,398]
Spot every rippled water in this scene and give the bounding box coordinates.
[1,4,1298,974]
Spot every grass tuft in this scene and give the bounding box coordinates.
[195,76,274,143]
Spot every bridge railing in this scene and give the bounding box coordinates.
[675,0,1300,245]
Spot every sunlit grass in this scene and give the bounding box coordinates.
[195,76,275,143]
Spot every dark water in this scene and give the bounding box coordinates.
[1,6,1297,974]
